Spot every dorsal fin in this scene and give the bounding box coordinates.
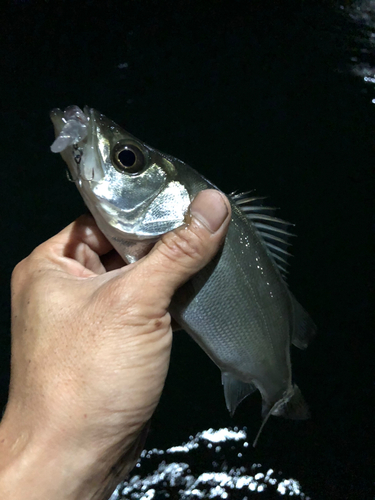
[230,191,295,280]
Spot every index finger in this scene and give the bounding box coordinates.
[54,213,113,258]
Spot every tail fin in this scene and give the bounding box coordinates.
[253,384,310,447]
[270,384,310,419]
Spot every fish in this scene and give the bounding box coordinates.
[50,105,316,445]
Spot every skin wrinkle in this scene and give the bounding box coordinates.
[159,221,208,264]
[70,242,100,272]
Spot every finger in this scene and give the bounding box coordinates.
[36,214,114,276]
[56,214,114,257]
[135,190,231,308]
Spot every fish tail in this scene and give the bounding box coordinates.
[253,384,310,447]
[270,384,310,419]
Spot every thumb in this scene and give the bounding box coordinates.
[138,189,231,307]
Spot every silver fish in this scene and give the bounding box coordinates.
[51,105,316,444]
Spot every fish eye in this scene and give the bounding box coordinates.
[112,143,146,174]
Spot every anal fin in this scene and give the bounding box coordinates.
[222,372,257,416]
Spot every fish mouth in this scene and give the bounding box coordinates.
[50,105,90,153]
[83,106,95,137]
[78,106,103,182]
[50,105,103,183]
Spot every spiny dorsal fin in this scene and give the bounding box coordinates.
[230,191,295,280]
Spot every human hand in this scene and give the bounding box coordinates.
[0,189,231,500]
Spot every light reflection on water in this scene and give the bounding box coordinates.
[349,0,375,97]
[111,428,310,499]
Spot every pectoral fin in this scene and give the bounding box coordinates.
[222,372,257,416]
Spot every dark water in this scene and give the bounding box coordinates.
[0,1,373,499]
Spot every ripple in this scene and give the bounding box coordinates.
[110,428,310,499]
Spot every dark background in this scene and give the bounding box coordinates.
[0,1,373,498]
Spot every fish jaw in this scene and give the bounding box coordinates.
[50,106,104,183]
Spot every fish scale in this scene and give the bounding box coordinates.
[171,205,291,383]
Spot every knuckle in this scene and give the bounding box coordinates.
[11,259,26,284]
[34,240,58,257]
[11,257,33,296]
[160,227,206,264]
[11,244,51,291]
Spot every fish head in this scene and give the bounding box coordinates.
[50,106,191,241]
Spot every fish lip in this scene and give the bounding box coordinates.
[83,105,93,121]
[74,106,101,183]
[83,105,95,147]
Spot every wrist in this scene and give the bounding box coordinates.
[0,408,137,500]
